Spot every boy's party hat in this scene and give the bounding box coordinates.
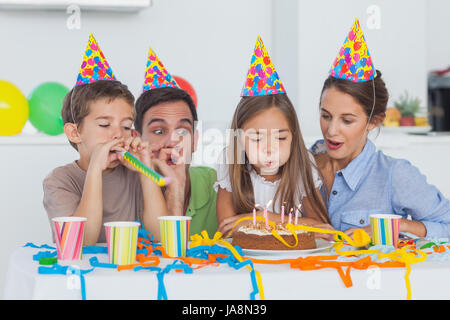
[330,18,377,82]
[142,46,180,92]
[76,33,116,85]
[241,35,285,96]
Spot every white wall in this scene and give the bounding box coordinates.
[426,0,450,71]
[297,0,428,136]
[0,0,273,129]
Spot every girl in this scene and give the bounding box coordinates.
[216,36,329,236]
[312,19,450,239]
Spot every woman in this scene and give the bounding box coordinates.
[311,70,450,239]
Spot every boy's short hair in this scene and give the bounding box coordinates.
[62,80,135,150]
[134,87,198,135]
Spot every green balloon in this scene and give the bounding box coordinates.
[28,82,69,135]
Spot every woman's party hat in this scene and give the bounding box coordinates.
[142,46,180,92]
[76,33,116,85]
[330,18,377,82]
[241,35,285,96]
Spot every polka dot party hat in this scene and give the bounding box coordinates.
[241,35,285,96]
[142,46,180,93]
[76,33,116,86]
[330,18,377,82]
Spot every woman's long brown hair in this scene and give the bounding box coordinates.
[227,93,329,223]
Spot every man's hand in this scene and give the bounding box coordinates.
[151,146,188,216]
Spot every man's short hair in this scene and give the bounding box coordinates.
[134,87,198,135]
[61,80,135,150]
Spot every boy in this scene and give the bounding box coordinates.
[43,35,167,245]
[43,80,167,245]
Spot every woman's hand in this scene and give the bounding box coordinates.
[312,223,336,241]
[399,219,427,238]
[343,225,372,239]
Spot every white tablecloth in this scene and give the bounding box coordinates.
[3,244,450,300]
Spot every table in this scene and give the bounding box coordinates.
[4,242,450,300]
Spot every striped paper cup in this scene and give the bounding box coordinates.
[370,214,401,247]
[158,216,191,257]
[104,221,140,265]
[52,217,87,261]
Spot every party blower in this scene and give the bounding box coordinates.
[116,151,172,187]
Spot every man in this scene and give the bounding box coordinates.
[134,86,218,238]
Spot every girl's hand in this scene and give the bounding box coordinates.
[218,213,252,238]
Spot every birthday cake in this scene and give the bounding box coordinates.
[232,221,316,250]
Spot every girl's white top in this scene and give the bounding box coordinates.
[213,149,322,213]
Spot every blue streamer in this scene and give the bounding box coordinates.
[186,244,258,300]
[33,250,57,261]
[132,260,193,300]
[83,246,108,254]
[38,263,94,300]
[89,256,118,269]
[24,242,55,250]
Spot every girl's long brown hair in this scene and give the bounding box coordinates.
[227,93,329,223]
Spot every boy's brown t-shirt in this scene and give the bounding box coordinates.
[43,161,143,243]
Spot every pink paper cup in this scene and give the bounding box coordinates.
[52,217,87,261]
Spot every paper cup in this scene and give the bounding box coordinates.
[370,214,401,247]
[104,221,140,265]
[158,216,191,257]
[52,217,87,261]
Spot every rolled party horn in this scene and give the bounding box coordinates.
[104,221,140,265]
[52,216,87,261]
[370,214,401,248]
[158,216,191,258]
[117,151,172,187]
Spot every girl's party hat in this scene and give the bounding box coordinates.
[76,33,116,85]
[241,35,285,96]
[142,46,180,92]
[330,18,377,82]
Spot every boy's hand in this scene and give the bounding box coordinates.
[118,137,154,172]
[89,138,126,172]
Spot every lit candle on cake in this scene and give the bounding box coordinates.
[281,202,286,224]
[288,208,293,224]
[295,203,302,225]
[253,204,260,226]
[264,200,272,229]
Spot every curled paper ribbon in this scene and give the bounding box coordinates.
[378,246,427,300]
[190,231,265,300]
[38,263,94,300]
[225,216,380,256]
[24,242,55,250]
[222,217,431,299]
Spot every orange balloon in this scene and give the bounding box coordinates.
[173,76,197,108]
